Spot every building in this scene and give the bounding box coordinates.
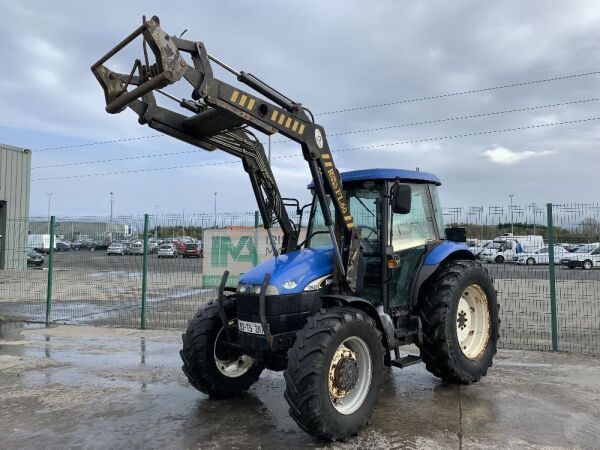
[0,144,31,270]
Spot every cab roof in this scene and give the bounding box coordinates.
[307,168,441,188]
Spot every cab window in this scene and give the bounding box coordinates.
[390,184,437,252]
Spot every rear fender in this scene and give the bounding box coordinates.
[411,243,475,306]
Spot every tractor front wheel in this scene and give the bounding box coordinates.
[284,307,385,441]
[180,297,264,398]
[417,260,498,384]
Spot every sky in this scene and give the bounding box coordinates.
[2,0,600,218]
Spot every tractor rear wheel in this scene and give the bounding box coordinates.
[284,307,385,441]
[417,260,498,384]
[180,297,264,398]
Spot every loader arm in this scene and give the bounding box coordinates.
[91,15,360,290]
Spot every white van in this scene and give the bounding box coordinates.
[479,235,544,264]
[561,243,600,270]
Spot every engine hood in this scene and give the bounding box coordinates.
[238,247,334,295]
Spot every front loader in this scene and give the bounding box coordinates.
[92,16,499,441]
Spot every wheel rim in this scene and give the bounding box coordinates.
[456,284,491,359]
[527,258,535,265]
[213,326,253,378]
[584,261,592,270]
[328,336,372,415]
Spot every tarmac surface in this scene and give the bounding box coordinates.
[1,322,599,449]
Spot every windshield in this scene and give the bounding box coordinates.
[575,244,597,253]
[308,181,381,250]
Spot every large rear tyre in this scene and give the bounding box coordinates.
[180,297,264,398]
[417,260,498,384]
[284,307,385,441]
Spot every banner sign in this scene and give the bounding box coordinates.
[202,228,304,288]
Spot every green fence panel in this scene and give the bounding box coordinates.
[0,208,598,356]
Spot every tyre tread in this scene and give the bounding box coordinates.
[417,259,498,384]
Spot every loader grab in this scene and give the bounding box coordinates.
[92,16,499,441]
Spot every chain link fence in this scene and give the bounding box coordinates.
[1,206,599,355]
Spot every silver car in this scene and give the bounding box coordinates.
[157,243,177,258]
[107,243,126,255]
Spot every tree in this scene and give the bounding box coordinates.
[579,218,600,239]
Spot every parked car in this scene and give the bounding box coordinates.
[128,241,144,255]
[558,243,581,253]
[468,240,492,257]
[561,243,600,270]
[148,240,159,253]
[107,243,126,255]
[157,243,177,258]
[172,240,187,255]
[515,246,568,265]
[93,240,111,251]
[183,243,202,258]
[27,249,44,267]
[480,235,544,263]
[72,239,96,250]
[55,242,71,252]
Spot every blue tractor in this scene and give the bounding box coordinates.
[93,16,499,441]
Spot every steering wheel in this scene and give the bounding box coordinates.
[354,225,379,252]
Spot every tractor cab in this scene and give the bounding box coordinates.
[305,168,446,310]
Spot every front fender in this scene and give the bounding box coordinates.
[321,295,393,354]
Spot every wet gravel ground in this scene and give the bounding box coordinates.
[1,322,599,449]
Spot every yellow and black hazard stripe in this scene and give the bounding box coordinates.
[322,152,334,168]
[270,109,305,136]
[230,90,256,111]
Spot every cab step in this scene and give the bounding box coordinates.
[390,354,422,369]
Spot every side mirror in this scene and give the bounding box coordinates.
[391,184,411,214]
[445,227,467,243]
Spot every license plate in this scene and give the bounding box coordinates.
[238,320,264,335]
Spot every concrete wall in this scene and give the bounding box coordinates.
[0,144,31,270]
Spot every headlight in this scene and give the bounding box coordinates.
[282,280,298,290]
[304,274,333,292]
[237,283,279,296]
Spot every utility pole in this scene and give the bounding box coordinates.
[182,209,186,236]
[214,192,218,228]
[529,203,537,236]
[509,194,515,235]
[154,205,159,240]
[110,192,114,222]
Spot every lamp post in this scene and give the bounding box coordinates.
[47,193,53,234]
[214,192,218,228]
[47,193,53,220]
[509,194,515,235]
